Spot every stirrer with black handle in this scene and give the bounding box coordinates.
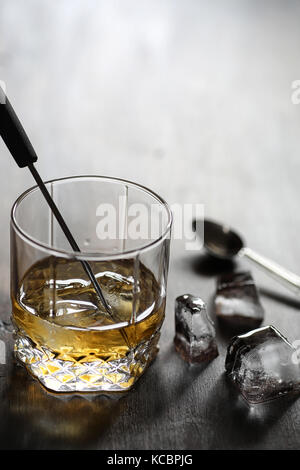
[0,86,112,315]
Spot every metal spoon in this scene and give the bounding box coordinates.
[194,218,300,295]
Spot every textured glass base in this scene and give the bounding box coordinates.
[14,332,160,393]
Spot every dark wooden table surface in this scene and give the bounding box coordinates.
[0,0,300,450]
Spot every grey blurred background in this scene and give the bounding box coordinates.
[1,0,300,295]
[1,0,300,449]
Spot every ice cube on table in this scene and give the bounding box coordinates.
[215,271,264,330]
[174,294,218,363]
[225,325,300,404]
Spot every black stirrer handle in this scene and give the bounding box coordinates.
[0,86,111,315]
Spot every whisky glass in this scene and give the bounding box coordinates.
[11,176,172,393]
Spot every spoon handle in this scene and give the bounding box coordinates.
[241,247,300,294]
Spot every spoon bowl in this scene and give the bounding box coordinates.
[201,219,244,259]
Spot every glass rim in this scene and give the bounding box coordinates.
[11,174,173,260]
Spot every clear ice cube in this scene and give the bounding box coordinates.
[215,271,264,330]
[225,325,300,404]
[174,294,218,363]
